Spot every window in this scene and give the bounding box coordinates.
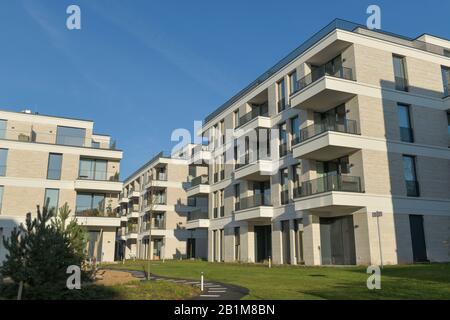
[280,168,289,205]
[56,126,86,147]
[220,120,225,144]
[447,113,450,139]
[402,155,419,197]
[78,158,107,180]
[0,185,4,214]
[290,116,300,146]
[0,120,6,139]
[234,227,240,261]
[393,55,408,91]
[219,189,225,217]
[91,141,100,148]
[279,123,287,157]
[292,164,302,198]
[213,191,218,218]
[0,149,8,176]
[76,192,106,216]
[289,71,298,94]
[234,110,240,128]
[397,104,414,142]
[277,79,286,112]
[442,66,450,97]
[234,183,240,211]
[47,153,62,180]
[444,49,450,58]
[44,188,59,213]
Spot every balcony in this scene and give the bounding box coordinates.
[129,191,140,198]
[189,145,212,165]
[0,127,118,151]
[74,179,123,193]
[186,210,209,229]
[126,204,140,218]
[235,103,271,132]
[234,159,273,181]
[75,209,121,227]
[290,66,357,111]
[292,119,361,161]
[234,194,273,221]
[293,174,364,213]
[119,196,129,204]
[186,174,210,197]
[125,224,138,239]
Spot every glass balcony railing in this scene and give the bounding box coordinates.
[292,119,359,145]
[237,194,272,211]
[187,210,208,221]
[0,128,117,150]
[293,174,363,198]
[75,208,118,218]
[293,66,354,95]
[237,103,269,128]
[189,174,209,187]
[126,224,138,234]
[78,170,120,182]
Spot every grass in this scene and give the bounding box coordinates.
[106,260,450,300]
[0,278,199,300]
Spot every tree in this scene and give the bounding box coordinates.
[0,203,88,299]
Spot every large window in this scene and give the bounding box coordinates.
[447,113,450,140]
[442,66,450,97]
[234,183,240,211]
[0,120,6,139]
[402,155,419,197]
[279,123,287,157]
[76,193,106,216]
[56,126,86,147]
[393,55,408,91]
[290,116,300,146]
[277,79,286,112]
[0,149,8,176]
[289,71,298,95]
[44,188,59,213]
[47,153,62,180]
[397,103,414,142]
[280,168,289,205]
[0,185,4,214]
[78,158,107,180]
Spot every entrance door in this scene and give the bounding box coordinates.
[409,215,428,262]
[320,216,356,265]
[254,225,272,262]
[281,220,291,264]
[187,238,196,259]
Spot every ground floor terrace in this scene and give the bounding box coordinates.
[207,203,450,266]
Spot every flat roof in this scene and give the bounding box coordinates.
[203,18,450,126]
[0,108,94,123]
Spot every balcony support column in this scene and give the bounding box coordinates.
[302,213,321,266]
[271,221,282,265]
[289,219,297,265]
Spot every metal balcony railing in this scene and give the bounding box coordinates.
[237,103,269,128]
[292,119,359,145]
[294,174,363,198]
[294,66,354,94]
[237,194,272,211]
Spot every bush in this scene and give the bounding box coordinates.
[0,203,89,299]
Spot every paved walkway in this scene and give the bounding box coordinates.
[105,268,248,300]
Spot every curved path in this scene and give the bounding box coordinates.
[104,268,249,300]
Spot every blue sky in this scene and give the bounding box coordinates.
[0,0,449,178]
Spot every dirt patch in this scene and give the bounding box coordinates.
[95,270,138,286]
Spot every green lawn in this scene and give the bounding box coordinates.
[107,260,450,300]
[0,278,199,300]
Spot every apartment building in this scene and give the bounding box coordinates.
[0,109,123,263]
[192,19,450,266]
[117,147,208,261]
